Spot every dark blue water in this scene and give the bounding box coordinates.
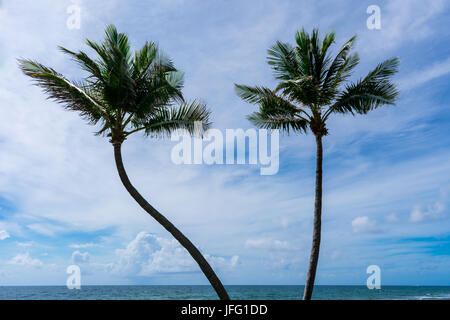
[0,285,449,300]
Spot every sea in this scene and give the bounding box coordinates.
[0,285,449,300]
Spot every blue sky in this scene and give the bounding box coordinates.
[0,0,449,286]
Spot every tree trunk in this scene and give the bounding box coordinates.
[303,134,323,300]
[113,142,230,300]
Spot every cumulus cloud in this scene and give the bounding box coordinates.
[385,213,399,223]
[109,232,238,276]
[8,253,43,267]
[0,230,10,240]
[409,202,446,223]
[351,216,379,233]
[71,251,90,264]
[245,238,293,251]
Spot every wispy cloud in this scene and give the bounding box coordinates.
[69,243,101,249]
[8,253,43,268]
[410,202,446,223]
[399,57,450,91]
[0,230,10,240]
[351,216,380,234]
[71,250,90,264]
[245,238,294,251]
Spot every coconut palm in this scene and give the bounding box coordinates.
[235,28,399,300]
[19,25,229,300]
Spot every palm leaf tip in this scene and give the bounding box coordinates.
[138,100,212,138]
[247,111,308,133]
[18,58,108,125]
[328,56,400,116]
[18,58,43,76]
[234,84,273,104]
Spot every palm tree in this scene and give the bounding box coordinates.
[19,25,230,300]
[235,28,399,300]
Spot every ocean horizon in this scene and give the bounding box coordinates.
[1,285,449,300]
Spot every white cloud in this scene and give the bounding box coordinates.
[16,242,33,247]
[280,217,289,229]
[409,202,446,223]
[245,238,293,251]
[69,243,100,249]
[110,232,237,276]
[71,251,90,264]
[8,253,43,267]
[399,57,450,91]
[410,207,424,223]
[351,216,379,233]
[330,250,341,260]
[0,230,10,240]
[26,224,68,237]
[385,213,399,223]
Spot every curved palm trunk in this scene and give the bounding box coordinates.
[113,143,230,300]
[303,134,323,300]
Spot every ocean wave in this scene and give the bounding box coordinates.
[414,293,450,300]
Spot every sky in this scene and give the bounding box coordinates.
[0,0,449,287]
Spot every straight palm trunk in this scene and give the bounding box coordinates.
[113,143,230,300]
[303,134,323,300]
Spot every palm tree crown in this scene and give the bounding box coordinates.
[235,28,399,137]
[19,24,210,145]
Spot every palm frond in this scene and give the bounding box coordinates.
[327,57,399,116]
[165,71,185,93]
[58,46,104,84]
[294,29,314,77]
[321,31,335,58]
[81,25,136,110]
[260,90,309,119]
[274,76,319,107]
[235,84,309,117]
[234,84,273,103]
[133,101,211,138]
[104,24,132,65]
[132,41,158,79]
[128,63,184,121]
[247,112,309,133]
[322,36,357,88]
[267,41,301,80]
[18,59,110,125]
